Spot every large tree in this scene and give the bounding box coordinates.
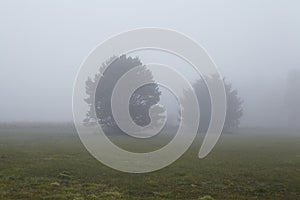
[84,55,163,134]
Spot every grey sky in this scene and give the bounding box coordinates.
[0,0,299,127]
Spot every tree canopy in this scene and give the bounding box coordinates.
[84,55,243,134]
[84,55,163,134]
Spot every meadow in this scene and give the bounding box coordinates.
[0,124,299,200]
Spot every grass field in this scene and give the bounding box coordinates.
[0,125,299,200]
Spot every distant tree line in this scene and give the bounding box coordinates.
[285,69,300,130]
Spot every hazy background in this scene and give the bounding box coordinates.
[1,0,299,128]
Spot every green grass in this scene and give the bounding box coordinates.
[0,125,299,199]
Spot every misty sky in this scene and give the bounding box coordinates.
[1,0,300,127]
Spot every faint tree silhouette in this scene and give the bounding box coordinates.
[223,78,243,131]
[182,75,243,133]
[285,69,300,130]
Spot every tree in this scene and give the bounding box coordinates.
[84,55,163,134]
[223,79,243,131]
[189,75,243,133]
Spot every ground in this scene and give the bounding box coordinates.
[0,125,299,199]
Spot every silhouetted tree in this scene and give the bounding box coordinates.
[223,79,243,131]
[84,55,163,134]
[184,75,243,133]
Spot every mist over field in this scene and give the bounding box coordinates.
[0,1,299,132]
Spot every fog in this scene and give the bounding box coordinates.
[1,0,299,129]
